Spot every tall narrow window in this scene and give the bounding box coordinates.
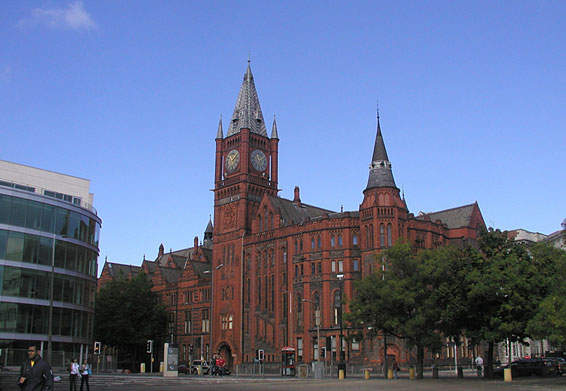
[380,224,385,248]
[353,234,358,246]
[297,293,303,327]
[338,235,343,247]
[387,224,392,247]
[311,237,315,249]
[370,224,374,247]
[317,236,321,248]
[184,311,191,333]
[297,337,303,361]
[202,309,210,332]
[259,215,262,232]
[331,235,335,247]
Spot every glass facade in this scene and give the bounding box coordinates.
[0,188,101,366]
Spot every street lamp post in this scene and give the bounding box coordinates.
[336,274,344,364]
[47,234,56,364]
[303,299,320,361]
[204,263,224,360]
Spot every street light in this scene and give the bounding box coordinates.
[303,299,321,361]
[336,274,344,363]
[47,233,56,364]
[204,263,224,360]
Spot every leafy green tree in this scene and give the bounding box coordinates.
[527,242,566,347]
[464,228,557,377]
[347,243,468,379]
[94,272,167,366]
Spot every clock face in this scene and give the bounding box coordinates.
[251,149,267,171]
[225,149,240,173]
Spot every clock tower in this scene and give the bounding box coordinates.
[211,61,279,363]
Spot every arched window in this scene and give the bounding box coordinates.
[313,292,321,326]
[365,226,369,247]
[311,237,315,249]
[380,224,385,248]
[331,235,335,247]
[370,224,374,247]
[295,240,298,253]
[300,240,303,252]
[258,215,262,232]
[338,235,343,247]
[353,234,358,246]
[317,236,321,248]
[387,224,392,247]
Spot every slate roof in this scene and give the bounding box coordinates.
[268,196,335,226]
[159,267,182,284]
[416,203,477,229]
[192,261,214,279]
[227,62,268,137]
[366,119,397,190]
[107,263,141,278]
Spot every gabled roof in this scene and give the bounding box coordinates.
[268,195,335,227]
[416,203,477,229]
[226,62,268,137]
[191,261,214,279]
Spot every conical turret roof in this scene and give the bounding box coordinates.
[227,61,268,137]
[366,117,397,190]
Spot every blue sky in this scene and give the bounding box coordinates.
[1,1,564,275]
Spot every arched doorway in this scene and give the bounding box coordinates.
[218,342,233,369]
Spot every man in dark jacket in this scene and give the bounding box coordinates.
[18,344,53,391]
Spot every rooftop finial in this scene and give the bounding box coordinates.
[248,50,251,64]
[377,100,380,121]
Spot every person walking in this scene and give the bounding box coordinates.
[69,358,80,391]
[392,358,400,379]
[18,344,54,391]
[80,359,90,391]
[475,355,484,377]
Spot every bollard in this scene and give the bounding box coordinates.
[197,365,202,375]
[409,367,415,379]
[140,363,145,373]
[364,369,370,380]
[159,361,164,372]
[432,366,438,378]
[339,369,345,380]
[504,368,512,382]
[457,367,463,379]
[387,368,393,379]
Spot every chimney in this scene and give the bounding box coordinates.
[194,236,199,249]
[158,243,164,257]
[293,186,301,206]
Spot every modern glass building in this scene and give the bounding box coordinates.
[0,160,101,367]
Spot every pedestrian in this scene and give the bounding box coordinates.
[18,344,54,391]
[69,358,79,391]
[210,354,217,376]
[217,355,226,376]
[80,359,90,391]
[475,355,484,377]
[391,358,399,379]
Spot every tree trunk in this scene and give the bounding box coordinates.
[383,332,388,378]
[485,341,494,378]
[416,344,424,379]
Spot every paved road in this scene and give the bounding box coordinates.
[3,372,566,390]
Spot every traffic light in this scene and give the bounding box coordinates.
[94,341,101,355]
[321,347,326,358]
[146,339,153,354]
[258,349,265,361]
[189,345,193,353]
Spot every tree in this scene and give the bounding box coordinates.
[463,228,557,377]
[94,272,167,367]
[527,242,566,347]
[347,243,468,379]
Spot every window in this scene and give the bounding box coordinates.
[338,260,343,272]
[297,337,303,361]
[299,240,303,252]
[311,238,315,249]
[317,262,322,274]
[331,235,335,247]
[380,224,385,248]
[184,311,192,333]
[202,310,210,332]
[317,236,321,248]
[353,234,358,246]
[184,291,190,304]
[221,314,228,330]
[228,314,233,330]
[168,312,176,335]
[295,265,299,277]
[297,293,303,327]
[353,260,359,271]
[331,261,336,272]
[311,263,315,275]
[370,224,374,247]
[387,224,392,247]
[283,249,287,264]
[259,215,262,232]
[338,235,343,247]
[294,240,298,253]
[352,339,360,351]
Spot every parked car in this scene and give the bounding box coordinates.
[177,362,190,374]
[190,360,210,375]
[494,358,562,378]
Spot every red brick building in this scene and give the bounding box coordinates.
[100,62,485,369]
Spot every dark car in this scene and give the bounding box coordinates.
[495,358,562,378]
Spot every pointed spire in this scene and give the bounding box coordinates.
[227,61,268,137]
[271,115,278,139]
[366,115,397,190]
[216,115,223,139]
